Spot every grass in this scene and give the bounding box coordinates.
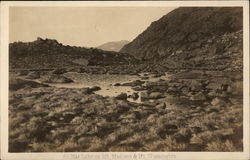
[9,71,243,152]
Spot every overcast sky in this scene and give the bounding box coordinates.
[10,7,175,47]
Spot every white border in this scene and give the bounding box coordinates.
[1,1,249,160]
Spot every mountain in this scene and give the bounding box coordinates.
[121,7,243,71]
[9,38,137,69]
[97,40,130,52]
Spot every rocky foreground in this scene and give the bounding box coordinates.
[9,70,243,152]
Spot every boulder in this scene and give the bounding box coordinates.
[211,97,227,107]
[207,90,219,97]
[156,103,166,109]
[189,80,203,91]
[89,86,101,92]
[128,93,139,100]
[116,93,127,100]
[181,86,190,95]
[141,92,150,99]
[132,86,146,91]
[190,92,207,101]
[114,83,121,86]
[206,82,222,90]
[149,92,165,99]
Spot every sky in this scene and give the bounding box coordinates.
[9,7,176,47]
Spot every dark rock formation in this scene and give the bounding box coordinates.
[121,7,243,71]
[9,38,137,69]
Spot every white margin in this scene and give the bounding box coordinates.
[1,1,249,160]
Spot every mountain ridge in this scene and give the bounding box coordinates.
[9,37,137,69]
[120,7,243,68]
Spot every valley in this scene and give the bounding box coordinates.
[8,7,243,152]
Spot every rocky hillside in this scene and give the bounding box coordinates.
[97,40,130,52]
[121,7,243,71]
[9,38,137,69]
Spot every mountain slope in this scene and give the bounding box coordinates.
[120,7,243,71]
[97,40,130,52]
[9,38,137,69]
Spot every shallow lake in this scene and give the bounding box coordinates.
[49,72,171,103]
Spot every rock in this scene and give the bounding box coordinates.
[189,80,203,91]
[226,85,233,93]
[18,70,29,76]
[206,82,222,90]
[121,80,145,87]
[149,92,164,99]
[156,103,166,109]
[114,83,121,86]
[132,86,146,91]
[141,92,150,99]
[231,81,243,96]
[233,74,243,81]
[128,93,139,100]
[141,102,157,108]
[141,76,149,80]
[207,90,219,97]
[116,93,127,100]
[71,117,84,124]
[41,75,73,83]
[211,97,226,107]
[190,92,206,101]
[167,86,179,93]
[170,72,206,80]
[25,72,40,79]
[9,78,49,91]
[62,112,75,121]
[52,68,67,75]
[181,86,190,95]
[89,86,101,92]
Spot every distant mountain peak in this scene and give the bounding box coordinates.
[97,40,130,52]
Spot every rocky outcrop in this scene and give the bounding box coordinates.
[121,7,243,71]
[9,38,137,69]
[9,78,49,91]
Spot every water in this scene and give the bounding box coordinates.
[49,72,171,103]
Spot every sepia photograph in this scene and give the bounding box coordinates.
[1,1,249,160]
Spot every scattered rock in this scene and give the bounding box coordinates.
[41,75,73,83]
